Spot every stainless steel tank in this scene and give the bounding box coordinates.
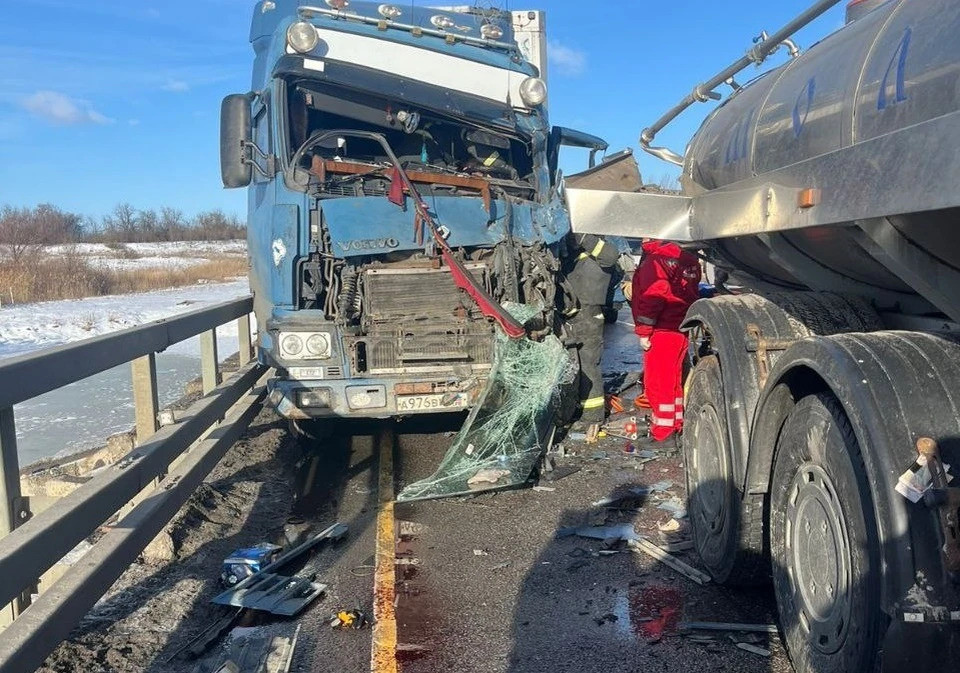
[682,0,960,297]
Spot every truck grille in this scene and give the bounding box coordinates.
[354,264,495,375]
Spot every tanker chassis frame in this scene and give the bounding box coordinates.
[568,0,960,671]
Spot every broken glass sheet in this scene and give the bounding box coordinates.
[397,304,574,502]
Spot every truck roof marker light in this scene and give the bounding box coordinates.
[430,15,456,30]
[287,21,319,53]
[261,1,276,13]
[519,77,547,107]
[480,23,503,40]
[378,4,402,20]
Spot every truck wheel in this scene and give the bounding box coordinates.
[685,355,766,585]
[288,419,332,444]
[770,393,882,673]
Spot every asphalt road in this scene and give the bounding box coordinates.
[38,317,796,673]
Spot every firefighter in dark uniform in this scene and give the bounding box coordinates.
[564,232,621,442]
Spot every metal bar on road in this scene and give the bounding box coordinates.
[0,379,267,673]
[0,296,253,409]
[0,363,266,610]
[238,315,253,366]
[200,329,221,395]
[131,354,159,445]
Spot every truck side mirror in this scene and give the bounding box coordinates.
[220,94,252,189]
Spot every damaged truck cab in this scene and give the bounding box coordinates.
[222,1,586,422]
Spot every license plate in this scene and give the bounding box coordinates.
[288,367,325,380]
[397,393,468,412]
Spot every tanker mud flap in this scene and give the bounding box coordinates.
[397,305,574,502]
[881,620,960,671]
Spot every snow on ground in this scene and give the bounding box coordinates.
[1,279,256,464]
[0,279,252,360]
[1,240,247,273]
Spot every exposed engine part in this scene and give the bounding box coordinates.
[338,266,362,324]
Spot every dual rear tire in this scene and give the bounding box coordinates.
[685,358,883,672]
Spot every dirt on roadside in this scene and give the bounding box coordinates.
[38,407,303,673]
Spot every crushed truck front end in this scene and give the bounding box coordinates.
[224,1,569,420]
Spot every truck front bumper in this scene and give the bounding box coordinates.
[267,375,485,420]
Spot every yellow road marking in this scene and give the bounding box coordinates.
[371,426,398,673]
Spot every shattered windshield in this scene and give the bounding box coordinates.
[286,81,536,198]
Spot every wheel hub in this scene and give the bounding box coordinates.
[690,403,728,562]
[786,462,851,654]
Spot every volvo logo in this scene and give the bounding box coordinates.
[337,238,401,252]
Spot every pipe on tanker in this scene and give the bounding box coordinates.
[639,0,845,165]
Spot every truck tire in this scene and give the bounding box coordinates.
[685,355,767,585]
[770,392,882,673]
[288,419,332,444]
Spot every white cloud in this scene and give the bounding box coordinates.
[21,91,113,125]
[128,119,141,126]
[162,79,190,93]
[548,39,586,77]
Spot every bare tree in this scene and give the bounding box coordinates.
[0,205,33,263]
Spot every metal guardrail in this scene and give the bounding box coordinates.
[0,296,266,673]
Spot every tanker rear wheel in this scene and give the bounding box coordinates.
[770,393,882,673]
[684,355,766,585]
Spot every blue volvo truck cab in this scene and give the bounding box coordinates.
[221,1,605,424]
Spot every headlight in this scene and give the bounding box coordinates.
[281,334,304,357]
[306,333,331,358]
[287,21,318,53]
[430,14,455,29]
[480,23,503,40]
[378,4,402,19]
[519,77,547,107]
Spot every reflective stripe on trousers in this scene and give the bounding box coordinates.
[643,330,688,441]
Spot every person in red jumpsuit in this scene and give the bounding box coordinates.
[631,241,701,441]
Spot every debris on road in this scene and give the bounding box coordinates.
[627,539,711,585]
[330,609,368,629]
[737,643,772,657]
[467,468,511,487]
[221,543,283,586]
[532,485,556,492]
[557,523,639,542]
[472,549,489,556]
[602,416,640,441]
[679,621,779,634]
[212,522,347,615]
[213,574,326,616]
[657,498,688,519]
[657,519,682,533]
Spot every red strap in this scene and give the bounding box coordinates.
[388,167,405,207]
[440,247,525,339]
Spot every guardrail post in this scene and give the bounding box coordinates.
[238,315,253,366]
[200,329,221,395]
[131,354,159,445]
[1,407,30,624]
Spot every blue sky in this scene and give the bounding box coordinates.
[0,0,849,219]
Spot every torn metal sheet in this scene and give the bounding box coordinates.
[212,573,326,616]
[211,523,346,614]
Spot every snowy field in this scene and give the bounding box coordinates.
[1,278,254,465]
[0,240,246,272]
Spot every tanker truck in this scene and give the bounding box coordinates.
[220,1,606,432]
[566,0,959,670]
